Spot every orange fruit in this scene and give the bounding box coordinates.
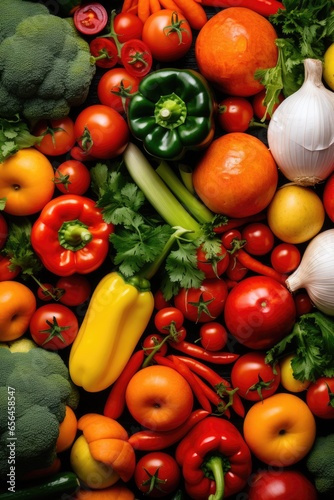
[56,405,78,453]
[195,7,278,96]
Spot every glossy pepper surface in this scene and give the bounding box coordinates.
[175,416,252,499]
[127,68,215,160]
[69,272,154,392]
[31,194,113,276]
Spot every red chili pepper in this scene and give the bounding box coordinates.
[103,349,145,420]
[174,355,231,388]
[215,382,246,418]
[190,371,231,418]
[213,212,266,234]
[128,409,209,451]
[234,249,287,285]
[170,340,239,364]
[200,0,284,17]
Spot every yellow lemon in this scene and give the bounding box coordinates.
[267,184,325,244]
[323,43,334,90]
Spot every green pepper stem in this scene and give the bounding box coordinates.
[156,160,214,224]
[207,456,225,500]
[123,143,202,239]
[58,220,92,250]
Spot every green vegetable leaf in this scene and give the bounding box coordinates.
[0,115,42,162]
[165,240,205,290]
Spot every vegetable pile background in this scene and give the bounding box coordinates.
[1,0,334,498]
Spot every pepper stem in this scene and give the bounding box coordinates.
[155,93,187,129]
[206,456,225,500]
[58,219,92,251]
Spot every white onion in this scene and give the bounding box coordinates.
[286,229,334,315]
[268,58,334,186]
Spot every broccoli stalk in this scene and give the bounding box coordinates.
[306,434,334,496]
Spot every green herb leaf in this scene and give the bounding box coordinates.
[165,241,205,290]
[0,115,42,162]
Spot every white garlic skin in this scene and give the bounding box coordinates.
[268,58,334,186]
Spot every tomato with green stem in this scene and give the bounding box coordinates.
[29,303,79,350]
[89,37,118,68]
[217,97,255,133]
[306,377,334,419]
[97,68,141,114]
[199,322,228,351]
[142,333,168,358]
[53,160,91,195]
[134,451,181,497]
[120,39,152,78]
[196,242,229,279]
[154,307,184,334]
[33,117,76,156]
[0,255,20,281]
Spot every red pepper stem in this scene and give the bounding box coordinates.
[206,456,225,500]
[58,220,92,251]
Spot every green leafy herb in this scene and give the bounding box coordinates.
[255,0,334,117]
[0,115,42,162]
[265,312,334,382]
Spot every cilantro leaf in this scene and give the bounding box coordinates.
[165,241,205,290]
[0,115,42,162]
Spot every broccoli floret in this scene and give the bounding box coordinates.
[0,0,49,42]
[0,341,79,481]
[306,434,334,496]
[0,1,96,122]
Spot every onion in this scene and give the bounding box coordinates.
[268,58,334,186]
[286,229,334,315]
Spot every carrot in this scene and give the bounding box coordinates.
[149,0,161,13]
[159,0,184,13]
[173,0,207,30]
[137,0,151,23]
[121,0,135,12]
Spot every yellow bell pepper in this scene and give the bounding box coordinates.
[69,272,154,392]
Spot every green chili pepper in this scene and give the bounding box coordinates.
[127,68,216,160]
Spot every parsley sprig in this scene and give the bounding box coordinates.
[0,115,42,162]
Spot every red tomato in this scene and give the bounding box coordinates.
[97,68,140,114]
[270,243,301,274]
[231,351,281,401]
[173,278,229,323]
[37,283,56,302]
[248,469,318,500]
[225,257,248,282]
[29,303,79,350]
[0,213,8,250]
[73,2,108,35]
[199,322,228,351]
[142,10,192,62]
[56,274,91,307]
[217,97,254,133]
[221,229,242,251]
[33,117,76,156]
[134,452,181,497]
[74,104,129,159]
[120,39,152,78]
[252,89,284,121]
[241,222,275,256]
[323,171,334,222]
[53,160,91,195]
[294,291,314,317]
[224,276,296,349]
[142,333,168,358]
[154,307,184,334]
[113,12,144,43]
[0,255,20,281]
[196,242,230,279]
[306,377,334,419]
[153,289,171,310]
[89,37,118,68]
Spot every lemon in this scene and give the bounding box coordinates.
[323,43,334,90]
[267,184,325,244]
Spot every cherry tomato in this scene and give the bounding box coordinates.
[154,289,171,310]
[217,97,254,133]
[199,322,228,351]
[89,37,118,68]
[225,257,248,282]
[56,274,92,307]
[0,255,20,281]
[53,160,91,195]
[33,117,76,156]
[120,39,153,78]
[73,2,108,35]
[29,303,79,350]
[231,351,281,401]
[252,89,284,121]
[248,469,318,500]
[134,451,181,497]
[97,68,140,114]
[323,171,334,222]
[0,213,8,250]
[37,283,56,302]
[270,243,301,274]
[294,290,314,317]
[173,278,229,323]
[154,307,184,334]
[221,229,242,251]
[196,242,230,279]
[306,377,334,419]
[241,222,275,256]
[142,10,192,62]
[142,333,168,358]
[224,276,296,350]
[74,104,129,159]
[113,12,144,43]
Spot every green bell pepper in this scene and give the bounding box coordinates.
[127,68,216,160]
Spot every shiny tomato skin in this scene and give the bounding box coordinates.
[89,37,118,69]
[142,334,168,358]
[231,351,281,401]
[306,377,334,419]
[120,39,152,78]
[54,160,91,195]
[37,283,55,302]
[154,307,184,334]
[270,243,301,274]
[134,452,181,497]
[196,242,229,279]
[73,2,108,35]
[241,222,275,256]
[56,274,91,307]
[0,256,20,281]
[142,10,192,62]
[97,68,141,114]
[294,291,314,317]
[323,171,334,222]
[224,276,296,349]
[113,12,144,43]
[248,470,318,500]
[74,105,129,159]
[199,322,228,351]
[174,278,229,323]
[225,256,248,282]
[33,117,76,156]
[252,89,284,120]
[29,303,79,350]
[217,97,254,133]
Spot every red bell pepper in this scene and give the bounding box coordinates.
[31,194,113,276]
[175,416,252,500]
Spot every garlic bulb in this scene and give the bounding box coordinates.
[268,58,334,186]
[286,229,334,315]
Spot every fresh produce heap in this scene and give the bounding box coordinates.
[1,0,334,499]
